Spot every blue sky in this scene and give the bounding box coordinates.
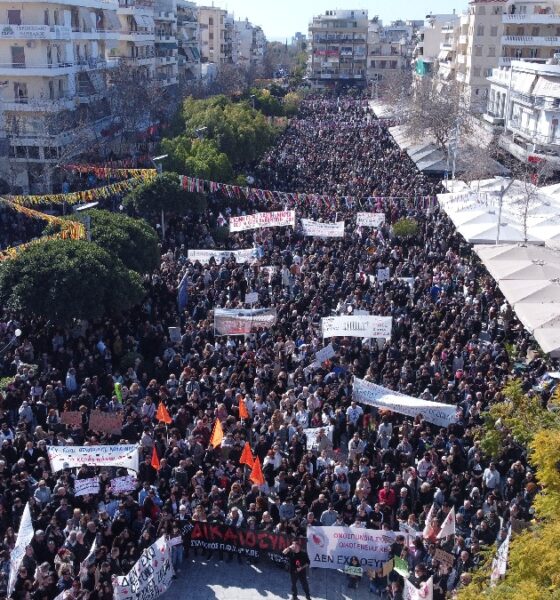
[196,1,467,40]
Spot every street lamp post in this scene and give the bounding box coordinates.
[152,154,168,237]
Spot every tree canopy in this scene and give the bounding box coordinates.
[0,239,144,324]
[78,209,159,274]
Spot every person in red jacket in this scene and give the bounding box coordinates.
[378,481,397,509]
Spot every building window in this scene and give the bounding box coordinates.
[208,17,213,26]
[11,46,25,68]
[488,46,496,57]
[8,10,21,25]
[478,6,486,15]
[486,68,493,77]
[209,32,213,40]
[490,26,498,37]
[44,10,49,25]
[13,82,27,102]
[529,48,538,58]
[473,66,481,77]
[532,27,539,36]
[477,25,484,36]
[475,46,482,56]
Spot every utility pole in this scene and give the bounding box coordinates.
[152,154,168,238]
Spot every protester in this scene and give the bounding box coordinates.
[283,540,311,600]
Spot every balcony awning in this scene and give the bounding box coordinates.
[512,72,536,95]
[438,49,451,61]
[533,75,560,100]
[78,8,94,31]
[103,10,121,31]
[133,14,154,29]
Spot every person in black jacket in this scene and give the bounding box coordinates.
[282,540,311,600]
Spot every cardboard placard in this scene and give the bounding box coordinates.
[89,410,122,435]
[433,548,455,569]
[60,411,82,427]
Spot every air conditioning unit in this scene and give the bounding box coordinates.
[26,41,36,48]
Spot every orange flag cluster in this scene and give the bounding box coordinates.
[238,441,264,486]
[156,403,173,424]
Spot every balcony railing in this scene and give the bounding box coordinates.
[0,24,72,39]
[502,34,560,46]
[503,12,560,24]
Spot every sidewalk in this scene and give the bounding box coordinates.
[162,555,385,600]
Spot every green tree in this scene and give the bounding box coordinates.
[77,210,159,274]
[0,239,144,324]
[162,137,233,182]
[392,218,419,239]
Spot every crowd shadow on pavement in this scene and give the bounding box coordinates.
[163,556,385,600]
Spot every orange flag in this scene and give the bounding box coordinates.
[150,446,160,470]
[249,456,265,486]
[239,442,254,468]
[239,398,249,420]
[209,419,224,448]
[156,403,173,424]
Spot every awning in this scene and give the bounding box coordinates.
[533,75,560,100]
[438,50,451,61]
[512,72,536,95]
[103,9,121,31]
[78,8,93,31]
[133,14,154,29]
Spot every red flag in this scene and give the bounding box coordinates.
[150,446,160,470]
[239,398,249,420]
[209,419,224,448]
[249,456,265,486]
[239,442,254,468]
[156,403,172,424]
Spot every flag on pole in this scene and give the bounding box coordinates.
[156,403,173,425]
[177,271,189,312]
[150,446,160,470]
[114,382,123,403]
[239,398,249,420]
[436,506,456,540]
[394,556,409,578]
[8,502,34,595]
[209,419,224,448]
[249,456,265,486]
[422,504,435,539]
[491,527,511,584]
[239,442,254,468]
[404,576,433,600]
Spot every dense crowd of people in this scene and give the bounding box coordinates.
[0,96,554,600]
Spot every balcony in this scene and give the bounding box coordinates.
[155,32,176,43]
[16,0,118,8]
[2,95,75,111]
[503,12,560,25]
[499,56,512,67]
[0,24,72,40]
[457,53,466,64]
[71,29,121,40]
[0,61,75,76]
[459,34,468,45]
[501,35,560,47]
[119,30,154,42]
[483,111,505,125]
[155,55,176,65]
[155,11,175,21]
[456,71,466,83]
[123,55,154,65]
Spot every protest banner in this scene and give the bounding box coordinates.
[245,291,258,305]
[187,249,256,264]
[491,528,511,583]
[315,343,336,364]
[8,502,34,595]
[303,426,333,450]
[353,377,457,428]
[300,218,345,238]
[229,211,295,232]
[111,475,138,494]
[114,536,173,600]
[404,577,433,600]
[60,411,82,427]
[47,444,139,472]
[214,308,277,336]
[307,526,394,570]
[433,548,455,570]
[377,267,390,282]
[356,212,385,227]
[321,315,392,339]
[89,410,123,435]
[168,327,181,343]
[190,522,293,566]
[74,477,100,497]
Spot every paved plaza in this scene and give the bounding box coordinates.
[163,556,382,600]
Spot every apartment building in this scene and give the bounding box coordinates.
[197,5,231,64]
[367,18,413,85]
[176,0,200,81]
[0,0,121,192]
[308,9,368,88]
[153,0,178,86]
[485,59,560,165]
[232,19,266,69]
[115,0,155,81]
[414,13,459,78]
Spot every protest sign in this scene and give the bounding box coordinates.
[433,548,455,570]
[344,565,363,577]
[303,426,334,450]
[190,522,292,566]
[315,343,336,363]
[187,249,256,264]
[168,327,181,343]
[229,211,295,232]
[214,308,277,336]
[60,411,82,427]
[394,556,409,577]
[301,218,345,238]
[114,536,173,600]
[307,526,394,570]
[89,410,123,435]
[245,291,258,305]
[404,577,433,600]
[74,477,100,497]
[356,212,385,227]
[353,377,457,428]
[111,475,138,494]
[8,502,34,595]
[377,267,390,282]
[47,444,139,472]
[321,315,392,339]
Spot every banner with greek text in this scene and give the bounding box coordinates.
[301,218,345,238]
[315,343,336,363]
[8,502,34,595]
[307,526,394,570]
[229,211,295,232]
[47,445,139,472]
[187,249,256,264]
[111,475,138,494]
[321,316,392,339]
[352,377,457,428]
[74,477,100,497]
[356,213,385,227]
[114,536,173,600]
[214,308,277,336]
